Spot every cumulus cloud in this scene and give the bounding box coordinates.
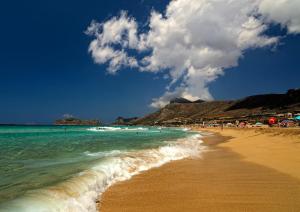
[86,12,139,73]
[86,0,299,108]
[258,0,300,33]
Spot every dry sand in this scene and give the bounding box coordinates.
[99,128,300,212]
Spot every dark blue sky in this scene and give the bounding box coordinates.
[0,0,299,124]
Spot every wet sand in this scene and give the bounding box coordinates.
[99,128,300,212]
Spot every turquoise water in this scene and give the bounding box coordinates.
[0,125,204,211]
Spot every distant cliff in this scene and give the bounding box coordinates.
[55,117,101,126]
[131,89,300,126]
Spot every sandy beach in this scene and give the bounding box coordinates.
[99,128,300,212]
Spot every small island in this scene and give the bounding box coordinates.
[54,117,101,126]
[113,116,139,125]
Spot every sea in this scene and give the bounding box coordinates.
[0,125,206,211]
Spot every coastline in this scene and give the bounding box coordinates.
[0,126,203,211]
[98,127,300,212]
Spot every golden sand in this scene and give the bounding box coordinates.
[205,128,300,179]
[99,128,300,212]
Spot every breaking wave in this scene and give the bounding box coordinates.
[0,134,205,212]
[87,126,149,132]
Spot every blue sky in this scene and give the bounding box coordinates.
[0,0,299,124]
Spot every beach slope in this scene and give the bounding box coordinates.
[99,128,300,212]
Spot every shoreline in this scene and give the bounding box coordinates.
[98,127,300,211]
[0,126,203,211]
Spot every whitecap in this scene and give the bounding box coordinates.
[0,133,206,212]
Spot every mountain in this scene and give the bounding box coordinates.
[131,89,300,126]
[227,89,300,110]
[169,97,205,104]
[170,97,193,104]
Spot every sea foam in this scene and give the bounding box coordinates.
[87,126,148,132]
[0,133,205,212]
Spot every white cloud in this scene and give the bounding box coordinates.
[86,12,139,73]
[86,0,299,108]
[258,0,300,33]
[63,114,74,119]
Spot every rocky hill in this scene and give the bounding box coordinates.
[130,89,300,126]
[55,117,101,126]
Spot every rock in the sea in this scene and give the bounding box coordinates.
[55,117,101,125]
[113,117,139,125]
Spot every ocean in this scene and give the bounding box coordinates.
[0,125,206,211]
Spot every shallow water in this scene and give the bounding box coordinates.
[0,125,205,211]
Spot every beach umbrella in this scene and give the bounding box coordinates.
[268,117,277,125]
[295,116,300,120]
